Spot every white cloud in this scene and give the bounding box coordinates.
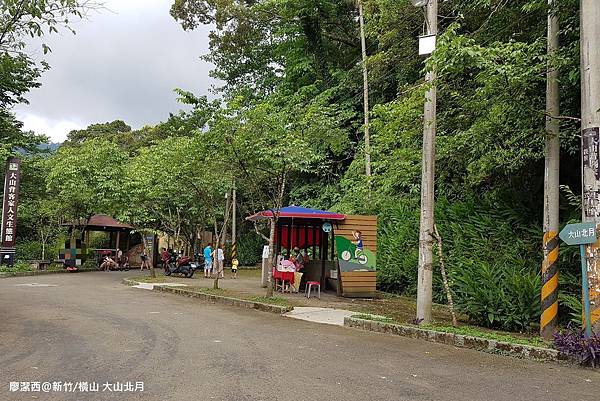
[13,0,218,143]
[18,113,84,143]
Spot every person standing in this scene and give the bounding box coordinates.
[203,243,213,278]
[140,247,149,270]
[216,244,225,279]
[161,247,170,272]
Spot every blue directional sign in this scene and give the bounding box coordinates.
[559,222,598,246]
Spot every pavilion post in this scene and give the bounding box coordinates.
[312,225,317,259]
[287,221,292,259]
[275,222,282,257]
[320,228,327,289]
[304,222,309,253]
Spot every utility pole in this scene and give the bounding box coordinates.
[580,0,600,332]
[540,0,560,340]
[416,0,437,324]
[358,0,371,178]
[224,191,230,248]
[231,184,237,262]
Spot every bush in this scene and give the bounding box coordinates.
[376,195,543,332]
[15,241,42,261]
[47,262,65,271]
[237,232,265,266]
[0,261,34,272]
[553,326,600,367]
[452,262,541,331]
[377,198,420,295]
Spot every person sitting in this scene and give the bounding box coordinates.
[280,259,296,271]
[290,247,305,271]
[118,255,129,270]
[100,255,117,271]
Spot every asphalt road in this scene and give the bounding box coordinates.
[0,272,597,401]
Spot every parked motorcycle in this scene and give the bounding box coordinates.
[164,252,196,278]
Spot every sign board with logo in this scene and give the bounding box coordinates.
[1,158,21,265]
[334,215,377,298]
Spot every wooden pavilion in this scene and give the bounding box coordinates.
[247,206,378,297]
[61,214,144,268]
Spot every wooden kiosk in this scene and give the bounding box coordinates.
[247,206,377,297]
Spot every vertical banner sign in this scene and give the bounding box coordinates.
[582,127,600,331]
[144,235,155,267]
[1,158,21,265]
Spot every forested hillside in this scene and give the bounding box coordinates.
[2,0,585,332]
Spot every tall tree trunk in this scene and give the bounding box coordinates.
[541,0,560,340]
[358,0,371,180]
[416,0,438,325]
[265,217,276,297]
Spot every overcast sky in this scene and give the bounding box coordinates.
[14,0,218,143]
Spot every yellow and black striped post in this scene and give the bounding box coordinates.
[541,230,559,338]
[231,242,237,262]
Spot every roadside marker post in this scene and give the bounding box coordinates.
[580,245,593,337]
[559,222,596,337]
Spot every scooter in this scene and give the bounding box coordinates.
[164,253,196,278]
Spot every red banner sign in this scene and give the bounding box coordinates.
[1,158,21,261]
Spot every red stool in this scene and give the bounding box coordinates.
[305,281,320,299]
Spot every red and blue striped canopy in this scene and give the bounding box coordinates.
[246,206,346,221]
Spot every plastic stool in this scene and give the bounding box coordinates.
[306,281,321,299]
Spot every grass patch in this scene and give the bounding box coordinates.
[350,313,546,348]
[250,296,290,307]
[196,287,227,295]
[423,324,547,348]
[352,313,394,323]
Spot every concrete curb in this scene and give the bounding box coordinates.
[344,316,567,363]
[122,279,293,315]
[0,268,98,279]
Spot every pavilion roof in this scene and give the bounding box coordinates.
[64,214,134,232]
[246,206,346,221]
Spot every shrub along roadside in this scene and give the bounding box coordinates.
[236,232,264,266]
[376,195,546,333]
[553,326,600,367]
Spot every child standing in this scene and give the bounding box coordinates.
[231,258,239,279]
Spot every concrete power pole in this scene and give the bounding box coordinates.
[416,0,438,324]
[581,0,600,332]
[540,0,560,340]
[358,0,372,178]
[231,184,237,262]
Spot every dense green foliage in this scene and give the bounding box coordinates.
[236,232,265,266]
[3,0,588,332]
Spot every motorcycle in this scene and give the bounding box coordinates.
[164,252,196,278]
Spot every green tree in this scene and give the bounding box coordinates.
[45,138,128,229]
